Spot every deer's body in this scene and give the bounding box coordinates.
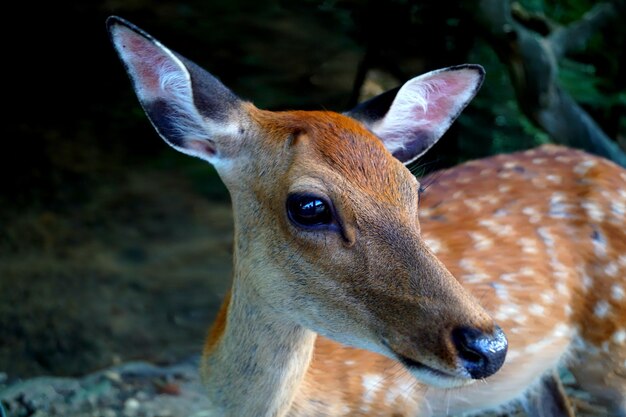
[108,17,626,417]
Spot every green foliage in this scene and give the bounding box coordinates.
[518,0,625,140]
[558,59,606,108]
[459,41,551,161]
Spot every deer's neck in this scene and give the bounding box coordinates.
[201,275,316,417]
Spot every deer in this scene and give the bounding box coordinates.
[107,16,626,417]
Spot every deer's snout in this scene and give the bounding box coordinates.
[452,325,508,379]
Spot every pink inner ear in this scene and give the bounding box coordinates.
[188,139,216,156]
[414,71,477,127]
[373,66,481,164]
[113,26,180,97]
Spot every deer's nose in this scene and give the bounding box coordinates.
[451,325,508,379]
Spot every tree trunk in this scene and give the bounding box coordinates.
[475,0,626,167]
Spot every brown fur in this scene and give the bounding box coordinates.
[203,290,230,356]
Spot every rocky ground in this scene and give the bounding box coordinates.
[0,357,211,417]
[0,358,611,417]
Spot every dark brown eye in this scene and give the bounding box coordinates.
[287,194,333,228]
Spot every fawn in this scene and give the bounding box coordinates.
[108,17,626,417]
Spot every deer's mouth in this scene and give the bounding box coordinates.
[397,353,453,377]
[382,339,474,388]
[395,353,475,388]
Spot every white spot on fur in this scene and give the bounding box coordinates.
[498,185,511,193]
[540,292,555,304]
[525,341,546,354]
[611,200,626,218]
[522,206,541,223]
[459,259,474,270]
[462,273,490,284]
[612,330,626,345]
[574,159,597,176]
[564,305,572,316]
[424,238,443,254]
[458,257,490,283]
[479,219,513,237]
[384,380,413,405]
[619,255,626,267]
[554,323,570,338]
[492,282,509,300]
[500,273,517,282]
[464,199,482,212]
[495,304,520,321]
[605,262,619,277]
[556,282,568,296]
[506,350,521,360]
[537,227,554,248]
[345,360,355,366]
[593,301,610,318]
[519,238,538,254]
[362,374,384,404]
[470,232,493,250]
[554,270,570,281]
[525,325,571,354]
[582,272,593,291]
[529,304,545,316]
[611,284,625,301]
[452,190,464,199]
[546,174,562,184]
[549,193,572,219]
[582,201,605,222]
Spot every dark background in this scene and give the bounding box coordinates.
[1,0,624,378]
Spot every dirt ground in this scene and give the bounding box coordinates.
[0,167,233,379]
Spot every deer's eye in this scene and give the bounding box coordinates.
[287,194,333,228]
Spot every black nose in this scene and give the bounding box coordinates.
[452,325,508,379]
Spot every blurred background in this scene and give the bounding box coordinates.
[1,0,624,383]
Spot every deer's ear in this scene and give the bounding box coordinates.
[107,16,244,165]
[347,65,485,165]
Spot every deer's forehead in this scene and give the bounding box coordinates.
[251,109,416,202]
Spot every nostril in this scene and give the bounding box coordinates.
[452,327,485,366]
[457,344,484,366]
[452,325,508,379]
